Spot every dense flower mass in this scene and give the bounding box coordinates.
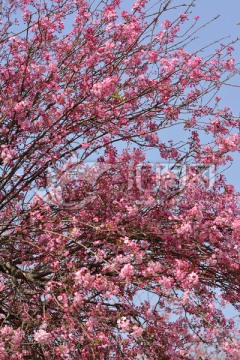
[0,0,239,358]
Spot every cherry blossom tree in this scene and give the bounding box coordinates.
[0,0,239,358]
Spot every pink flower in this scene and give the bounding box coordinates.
[117,317,130,331]
[187,272,199,285]
[0,283,5,291]
[1,145,17,164]
[224,58,235,71]
[103,5,117,21]
[1,326,13,336]
[119,264,134,279]
[131,325,143,337]
[160,276,173,290]
[91,77,118,98]
[75,268,95,287]
[161,20,172,29]
[81,142,90,149]
[187,56,203,69]
[232,219,240,231]
[178,223,192,234]
[132,0,148,12]
[148,50,158,63]
[34,329,50,344]
[180,13,188,21]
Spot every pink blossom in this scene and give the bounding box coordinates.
[161,20,172,29]
[1,145,17,164]
[132,0,148,12]
[81,142,90,149]
[91,77,118,97]
[187,272,199,285]
[0,283,5,291]
[117,317,130,331]
[34,329,50,344]
[224,58,235,71]
[119,264,135,279]
[131,325,143,337]
[1,326,13,337]
[179,13,188,21]
[160,276,173,290]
